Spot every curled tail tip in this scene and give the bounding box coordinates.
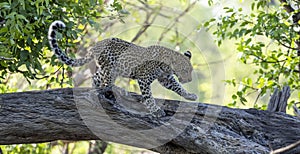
[50,20,66,29]
[48,20,66,39]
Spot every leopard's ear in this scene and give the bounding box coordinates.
[184,51,191,59]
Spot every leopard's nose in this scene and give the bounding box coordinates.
[180,78,189,84]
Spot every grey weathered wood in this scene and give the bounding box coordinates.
[267,86,290,113]
[294,102,300,118]
[0,87,300,154]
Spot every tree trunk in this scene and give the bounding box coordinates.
[0,87,299,154]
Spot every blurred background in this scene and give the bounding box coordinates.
[1,0,298,153]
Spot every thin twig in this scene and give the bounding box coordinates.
[157,1,197,43]
[253,90,262,107]
[276,39,299,50]
[131,6,161,42]
[196,54,233,66]
[270,140,300,154]
[0,56,14,61]
[293,102,300,118]
[126,1,170,18]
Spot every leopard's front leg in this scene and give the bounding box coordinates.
[138,79,166,117]
[158,75,197,101]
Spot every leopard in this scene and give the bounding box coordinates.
[48,20,197,117]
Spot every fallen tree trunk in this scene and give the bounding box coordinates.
[0,87,299,154]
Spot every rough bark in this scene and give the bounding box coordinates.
[0,87,300,154]
[267,86,290,113]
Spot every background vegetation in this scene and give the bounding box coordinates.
[0,0,299,153]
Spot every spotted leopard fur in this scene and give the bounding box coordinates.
[48,20,197,117]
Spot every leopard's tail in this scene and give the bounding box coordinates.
[48,20,92,67]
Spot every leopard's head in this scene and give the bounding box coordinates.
[173,51,193,84]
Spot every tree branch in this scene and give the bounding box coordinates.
[271,140,300,154]
[267,86,290,113]
[0,88,300,153]
[131,7,161,43]
[157,1,197,43]
[278,0,300,78]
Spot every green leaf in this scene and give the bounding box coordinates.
[257,77,265,89]
[245,38,252,45]
[111,0,122,11]
[246,78,252,86]
[204,21,210,27]
[0,52,13,58]
[6,12,17,19]
[16,14,28,22]
[19,0,25,10]
[232,94,237,99]
[240,96,247,105]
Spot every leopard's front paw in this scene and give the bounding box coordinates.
[149,104,166,117]
[143,98,166,117]
[151,108,166,117]
[184,93,198,101]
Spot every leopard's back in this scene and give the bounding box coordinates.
[93,39,193,82]
[91,38,147,77]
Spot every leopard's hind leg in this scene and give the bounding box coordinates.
[92,67,114,88]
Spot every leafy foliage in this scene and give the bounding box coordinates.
[0,0,125,153]
[204,0,300,108]
[0,143,50,154]
[0,0,126,87]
